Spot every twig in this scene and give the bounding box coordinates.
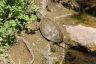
[22,38,35,64]
[16,36,35,64]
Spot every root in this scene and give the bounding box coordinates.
[22,38,35,64]
[16,36,35,64]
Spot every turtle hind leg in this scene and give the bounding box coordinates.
[49,41,56,52]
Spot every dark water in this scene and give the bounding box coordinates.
[65,46,96,64]
[86,6,96,17]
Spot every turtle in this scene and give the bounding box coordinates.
[25,4,67,52]
[33,8,66,52]
[26,18,65,52]
[39,18,64,52]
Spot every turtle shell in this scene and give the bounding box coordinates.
[40,18,63,43]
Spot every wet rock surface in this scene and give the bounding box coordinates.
[65,48,96,64]
[66,24,96,51]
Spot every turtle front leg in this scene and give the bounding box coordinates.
[48,41,56,52]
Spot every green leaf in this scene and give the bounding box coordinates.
[0,37,3,41]
[10,20,17,27]
[0,0,38,58]
[30,14,37,21]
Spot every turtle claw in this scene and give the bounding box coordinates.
[49,42,56,53]
[50,46,56,52]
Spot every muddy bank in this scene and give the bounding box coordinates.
[8,38,33,64]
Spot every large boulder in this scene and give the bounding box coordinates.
[66,24,96,52]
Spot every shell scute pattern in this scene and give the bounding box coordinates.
[40,18,63,43]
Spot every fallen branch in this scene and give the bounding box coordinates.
[16,36,35,64]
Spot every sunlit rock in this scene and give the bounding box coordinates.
[65,24,96,52]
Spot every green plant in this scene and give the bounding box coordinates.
[0,0,38,58]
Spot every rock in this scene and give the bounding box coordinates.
[65,24,96,51]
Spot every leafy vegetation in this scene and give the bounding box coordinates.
[0,0,38,58]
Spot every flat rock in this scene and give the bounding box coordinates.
[65,24,96,51]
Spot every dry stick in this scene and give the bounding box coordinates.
[16,36,35,64]
[8,35,35,64]
[22,38,35,64]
